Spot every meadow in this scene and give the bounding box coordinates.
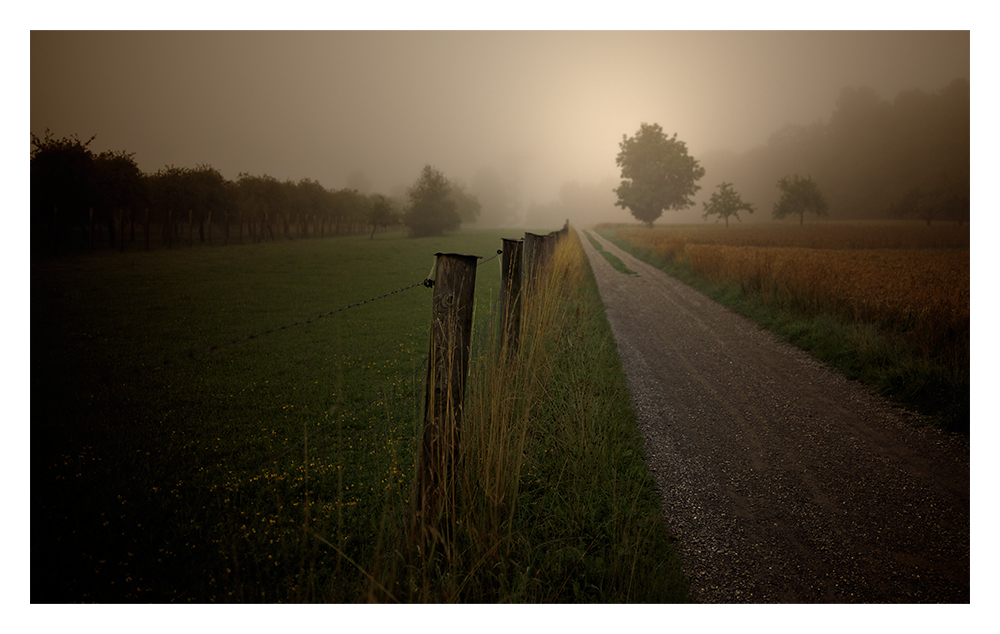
[31,228,686,602]
[598,221,970,433]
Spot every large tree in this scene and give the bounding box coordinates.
[702,182,755,228]
[773,174,829,225]
[404,165,461,237]
[614,122,705,227]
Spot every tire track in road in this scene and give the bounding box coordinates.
[581,229,969,603]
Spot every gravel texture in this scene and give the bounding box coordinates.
[581,229,969,603]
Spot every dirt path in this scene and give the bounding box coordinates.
[581,229,969,603]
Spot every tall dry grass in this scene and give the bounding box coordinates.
[361,230,688,602]
[364,234,579,601]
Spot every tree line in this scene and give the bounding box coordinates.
[702,77,970,225]
[30,132,484,254]
[613,78,970,227]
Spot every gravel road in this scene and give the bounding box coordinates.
[581,229,969,603]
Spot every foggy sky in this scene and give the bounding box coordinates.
[30,31,969,221]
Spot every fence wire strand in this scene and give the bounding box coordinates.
[146,277,430,372]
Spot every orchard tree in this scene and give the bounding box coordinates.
[30,130,96,247]
[614,122,705,227]
[773,174,829,225]
[702,182,755,228]
[91,149,146,247]
[404,165,461,237]
[367,194,395,239]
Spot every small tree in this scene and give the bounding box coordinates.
[702,182,755,228]
[773,175,829,225]
[614,122,705,227]
[404,165,461,237]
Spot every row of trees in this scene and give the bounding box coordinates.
[614,122,830,228]
[613,78,970,227]
[31,132,480,253]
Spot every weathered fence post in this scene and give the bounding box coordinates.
[524,232,546,297]
[500,238,523,354]
[144,208,150,251]
[418,252,480,543]
[188,209,194,247]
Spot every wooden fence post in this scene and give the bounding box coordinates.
[119,209,125,252]
[500,238,523,354]
[144,208,150,251]
[418,252,480,540]
[524,232,546,296]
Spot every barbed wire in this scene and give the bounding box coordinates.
[136,277,431,375]
[478,249,503,268]
[138,247,506,378]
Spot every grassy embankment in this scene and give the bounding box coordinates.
[32,227,686,602]
[598,222,969,434]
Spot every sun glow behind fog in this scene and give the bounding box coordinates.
[28,30,969,225]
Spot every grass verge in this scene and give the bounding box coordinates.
[584,230,638,276]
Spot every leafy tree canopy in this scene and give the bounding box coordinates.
[404,165,461,237]
[702,182,755,228]
[773,174,829,225]
[614,122,705,227]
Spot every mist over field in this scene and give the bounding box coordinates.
[31,31,969,227]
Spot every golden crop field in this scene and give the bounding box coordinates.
[610,222,970,365]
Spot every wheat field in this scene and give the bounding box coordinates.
[608,221,970,366]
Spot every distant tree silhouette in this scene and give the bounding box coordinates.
[30,130,96,249]
[773,175,829,225]
[367,194,395,239]
[889,174,969,226]
[614,122,704,227]
[702,182,755,228]
[91,150,145,248]
[404,165,461,237]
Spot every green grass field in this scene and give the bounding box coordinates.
[31,228,687,602]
